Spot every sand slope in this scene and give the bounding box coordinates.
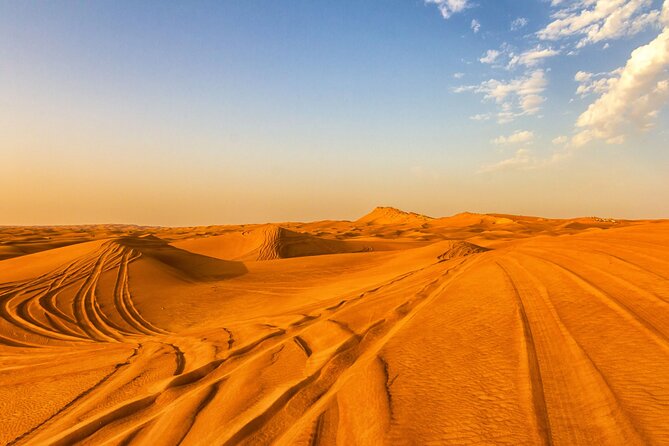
[1,210,668,445]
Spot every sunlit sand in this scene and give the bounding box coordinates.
[1,207,668,445]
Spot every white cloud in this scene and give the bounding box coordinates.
[511,17,529,31]
[477,43,558,70]
[478,148,533,173]
[492,130,535,145]
[572,20,669,146]
[479,12,669,171]
[479,138,577,173]
[574,70,591,83]
[456,69,548,122]
[574,68,622,97]
[538,0,662,48]
[480,49,501,64]
[508,46,561,68]
[425,0,471,19]
[453,72,465,79]
[471,19,481,33]
[552,135,569,145]
[469,113,491,121]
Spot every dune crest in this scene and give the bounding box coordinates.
[357,206,433,225]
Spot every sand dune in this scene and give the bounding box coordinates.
[172,224,360,261]
[0,209,668,445]
[357,206,433,226]
[432,211,516,227]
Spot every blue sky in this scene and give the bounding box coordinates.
[1,1,668,225]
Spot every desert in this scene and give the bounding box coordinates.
[4,0,669,444]
[1,208,668,445]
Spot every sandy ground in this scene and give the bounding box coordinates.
[0,207,668,445]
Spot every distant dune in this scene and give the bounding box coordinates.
[433,211,516,227]
[0,208,668,445]
[357,206,433,225]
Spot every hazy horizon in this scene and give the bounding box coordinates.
[1,205,666,228]
[3,1,668,225]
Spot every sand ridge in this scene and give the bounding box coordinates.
[0,208,668,445]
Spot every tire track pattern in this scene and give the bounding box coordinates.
[8,243,480,445]
[3,230,669,445]
[0,240,166,346]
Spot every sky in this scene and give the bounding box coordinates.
[1,0,668,225]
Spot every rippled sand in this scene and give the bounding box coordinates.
[1,208,668,445]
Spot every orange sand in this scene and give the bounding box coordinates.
[1,207,668,445]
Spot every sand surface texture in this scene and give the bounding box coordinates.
[1,207,668,445]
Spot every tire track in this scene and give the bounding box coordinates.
[2,242,488,444]
[0,240,171,345]
[173,381,221,445]
[272,255,484,444]
[114,248,169,336]
[524,246,669,306]
[499,254,648,445]
[521,251,669,350]
[7,344,141,446]
[25,257,469,444]
[497,262,553,446]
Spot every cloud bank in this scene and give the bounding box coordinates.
[538,0,662,48]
